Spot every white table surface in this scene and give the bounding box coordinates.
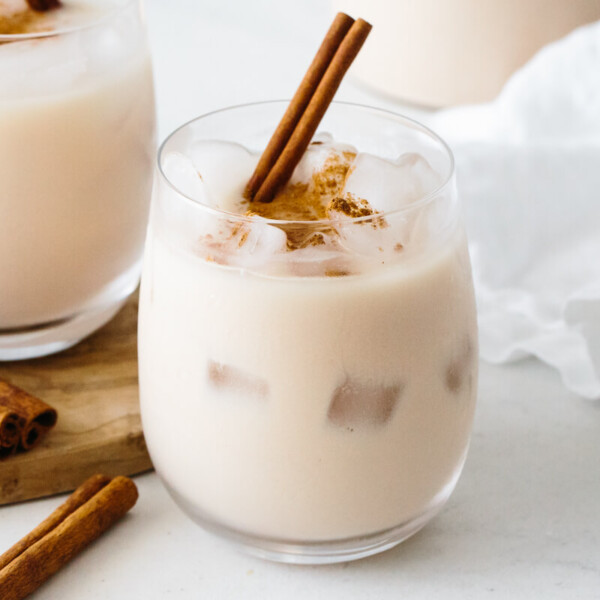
[1,1,599,598]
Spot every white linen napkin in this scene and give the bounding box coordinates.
[429,21,600,399]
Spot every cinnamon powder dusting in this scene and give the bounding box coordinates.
[324,269,350,277]
[327,192,387,230]
[244,149,382,254]
[199,148,392,278]
[246,150,358,222]
[327,195,372,219]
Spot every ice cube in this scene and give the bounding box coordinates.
[207,360,269,401]
[225,219,288,271]
[287,237,354,277]
[327,152,443,260]
[327,377,403,428]
[290,135,356,185]
[445,336,475,394]
[189,141,257,212]
[407,187,456,251]
[395,152,443,203]
[161,152,220,249]
[342,152,442,214]
[162,151,211,205]
[311,132,334,145]
[327,197,405,262]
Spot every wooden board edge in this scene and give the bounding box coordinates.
[0,429,153,505]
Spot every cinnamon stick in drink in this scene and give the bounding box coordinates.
[250,16,372,203]
[0,378,57,452]
[0,475,138,600]
[244,12,355,200]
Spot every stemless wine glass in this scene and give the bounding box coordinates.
[0,0,156,360]
[139,102,478,564]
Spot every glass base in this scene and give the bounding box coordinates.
[168,485,445,565]
[0,299,127,361]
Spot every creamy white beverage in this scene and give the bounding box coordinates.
[0,0,155,358]
[138,103,477,562]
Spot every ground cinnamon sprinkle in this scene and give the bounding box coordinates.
[325,269,350,277]
[237,230,249,248]
[199,147,390,276]
[311,150,357,208]
[246,149,355,222]
[244,149,371,251]
[327,195,372,218]
[247,181,320,222]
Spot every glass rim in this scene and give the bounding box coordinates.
[157,100,456,227]
[0,0,138,42]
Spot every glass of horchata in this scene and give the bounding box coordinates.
[0,0,155,359]
[139,101,478,564]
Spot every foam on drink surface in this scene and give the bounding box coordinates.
[162,135,446,276]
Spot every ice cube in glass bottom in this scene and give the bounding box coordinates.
[327,377,403,428]
[207,360,269,401]
[445,336,475,394]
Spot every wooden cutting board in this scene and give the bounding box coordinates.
[0,294,152,505]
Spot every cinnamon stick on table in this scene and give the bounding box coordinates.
[0,378,57,455]
[0,475,138,600]
[0,406,21,458]
[246,13,372,204]
[0,474,111,571]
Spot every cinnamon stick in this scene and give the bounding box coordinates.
[0,378,57,453]
[0,442,17,460]
[0,406,21,460]
[0,433,18,460]
[0,406,21,450]
[244,12,355,200]
[0,475,138,600]
[0,474,111,571]
[251,16,372,203]
[25,0,61,12]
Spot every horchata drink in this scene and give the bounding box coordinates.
[0,0,155,359]
[138,101,478,563]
